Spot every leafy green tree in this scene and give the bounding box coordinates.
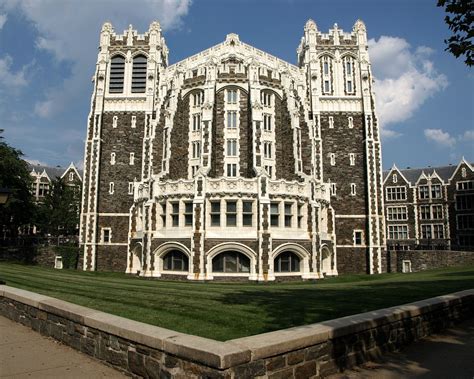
[0,130,36,239]
[437,0,474,66]
[36,178,81,237]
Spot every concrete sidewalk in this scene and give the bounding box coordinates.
[329,318,474,379]
[0,316,127,378]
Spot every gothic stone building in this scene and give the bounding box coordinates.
[80,19,385,280]
[383,159,474,251]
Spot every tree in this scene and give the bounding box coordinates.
[36,178,81,237]
[0,130,36,239]
[437,0,474,66]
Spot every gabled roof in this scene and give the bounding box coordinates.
[27,162,83,181]
[60,162,83,182]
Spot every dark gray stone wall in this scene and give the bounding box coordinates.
[166,95,190,180]
[388,250,474,273]
[275,95,297,180]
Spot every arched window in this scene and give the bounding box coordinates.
[321,56,333,95]
[274,251,300,272]
[131,55,147,93]
[109,55,125,93]
[163,250,189,271]
[343,56,355,94]
[212,251,250,273]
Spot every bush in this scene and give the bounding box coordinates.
[54,246,79,269]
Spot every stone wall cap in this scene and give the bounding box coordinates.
[39,298,99,324]
[2,286,50,308]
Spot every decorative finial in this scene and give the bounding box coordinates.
[127,24,134,46]
[353,19,366,32]
[101,22,113,33]
[149,21,161,32]
[305,19,317,31]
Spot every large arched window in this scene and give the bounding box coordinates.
[163,250,189,271]
[131,55,147,93]
[212,251,250,273]
[274,251,300,272]
[109,55,125,93]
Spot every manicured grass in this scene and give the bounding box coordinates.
[0,263,473,341]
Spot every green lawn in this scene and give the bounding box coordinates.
[0,263,473,341]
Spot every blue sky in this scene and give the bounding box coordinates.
[0,0,472,171]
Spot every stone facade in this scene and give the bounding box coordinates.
[1,286,473,378]
[387,250,474,273]
[80,19,386,279]
[383,159,474,252]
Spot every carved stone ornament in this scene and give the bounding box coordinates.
[101,22,113,34]
[252,100,263,110]
[149,21,161,32]
[353,19,366,33]
[305,19,317,31]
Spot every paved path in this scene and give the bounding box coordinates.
[0,316,127,378]
[329,318,474,379]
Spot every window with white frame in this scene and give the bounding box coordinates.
[263,141,272,158]
[263,114,272,131]
[112,115,118,128]
[350,183,357,196]
[270,202,280,227]
[191,165,199,177]
[69,172,74,181]
[457,180,474,190]
[330,153,336,166]
[420,205,430,220]
[284,202,293,227]
[461,167,467,178]
[227,139,237,157]
[227,89,237,104]
[386,186,407,201]
[348,116,353,128]
[210,200,221,226]
[242,200,253,226]
[184,202,193,226]
[227,163,237,177]
[431,184,442,199]
[192,114,201,131]
[131,55,147,93]
[261,91,272,107]
[161,202,167,227]
[226,200,237,226]
[388,225,408,239]
[387,206,408,221]
[421,224,432,239]
[433,224,444,239]
[331,183,337,196]
[129,152,135,165]
[432,204,443,219]
[354,230,363,245]
[264,165,273,177]
[227,111,237,128]
[192,141,201,158]
[393,174,398,183]
[109,182,114,194]
[297,203,304,228]
[456,194,473,210]
[109,55,125,93]
[349,153,355,166]
[419,185,429,199]
[457,214,474,230]
[171,202,179,227]
[193,92,204,107]
[322,56,332,94]
[131,115,136,128]
[344,56,355,94]
[128,182,134,195]
[102,228,111,243]
[328,116,334,129]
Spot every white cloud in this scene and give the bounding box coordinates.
[461,130,474,141]
[424,128,456,148]
[369,36,448,136]
[0,13,6,29]
[2,0,192,118]
[0,55,28,87]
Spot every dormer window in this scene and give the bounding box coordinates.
[131,55,147,93]
[109,55,125,93]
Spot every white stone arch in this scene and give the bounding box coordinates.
[321,244,335,276]
[127,242,142,274]
[130,50,150,59]
[206,242,257,280]
[270,243,311,279]
[153,242,192,278]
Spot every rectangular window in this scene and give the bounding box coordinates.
[330,153,336,166]
[388,225,408,240]
[264,165,273,177]
[346,61,352,75]
[242,201,253,226]
[350,183,357,196]
[349,153,355,166]
[270,202,279,227]
[109,182,114,195]
[227,139,237,156]
[227,89,237,104]
[421,224,432,239]
[191,165,199,177]
[261,92,271,107]
[184,202,193,227]
[433,224,444,239]
[39,183,49,197]
[324,80,330,93]
[102,228,111,243]
[192,141,201,158]
[323,61,329,75]
[348,116,353,128]
[264,142,272,158]
[419,185,429,199]
[210,201,221,226]
[387,206,408,221]
[328,116,334,129]
[420,205,430,220]
[431,184,442,199]
[457,214,474,230]
[112,115,118,128]
[432,204,443,219]
[192,114,201,131]
[110,152,116,165]
[227,111,237,128]
[297,204,304,228]
[128,182,134,195]
[456,194,473,210]
[263,114,272,131]
[193,92,203,107]
[129,152,135,165]
[284,203,293,227]
[226,200,237,227]
[354,230,363,245]
[131,115,136,128]
[331,183,337,196]
[457,181,474,191]
[227,163,237,177]
[346,80,353,93]
[161,202,167,227]
[386,186,407,201]
[171,202,179,227]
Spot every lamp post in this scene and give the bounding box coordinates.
[0,188,11,285]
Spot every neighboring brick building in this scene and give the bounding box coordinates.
[80,20,386,280]
[383,159,474,251]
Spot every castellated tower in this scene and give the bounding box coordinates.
[80,19,385,280]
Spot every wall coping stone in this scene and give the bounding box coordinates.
[1,285,473,369]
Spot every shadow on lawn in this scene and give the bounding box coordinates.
[218,275,474,336]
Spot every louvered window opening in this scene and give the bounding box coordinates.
[132,55,147,93]
[109,56,125,93]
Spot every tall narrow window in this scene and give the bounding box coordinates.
[322,56,332,94]
[330,153,336,166]
[344,56,355,94]
[192,142,201,158]
[109,55,125,93]
[270,202,280,227]
[210,201,221,226]
[350,183,357,196]
[328,116,334,129]
[331,183,337,196]
[129,152,135,165]
[349,153,355,166]
[131,55,147,93]
[171,202,179,227]
[131,115,136,128]
[110,152,116,165]
[264,142,272,158]
[348,116,353,128]
[227,89,237,104]
[227,111,237,128]
[192,114,201,131]
[109,182,114,194]
[112,115,118,128]
[128,182,134,195]
[184,202,193,226]
[263,114,272,131]
[284,203,293,227]
[227,163,237,177]
[227,139,237,156]
[264,165,273,177]
[242,201,253,226]
[226,201,237,226]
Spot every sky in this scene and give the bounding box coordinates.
[0,0,472,171]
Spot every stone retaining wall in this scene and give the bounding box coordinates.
[387,250,474,273]
[0,286,472,378]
